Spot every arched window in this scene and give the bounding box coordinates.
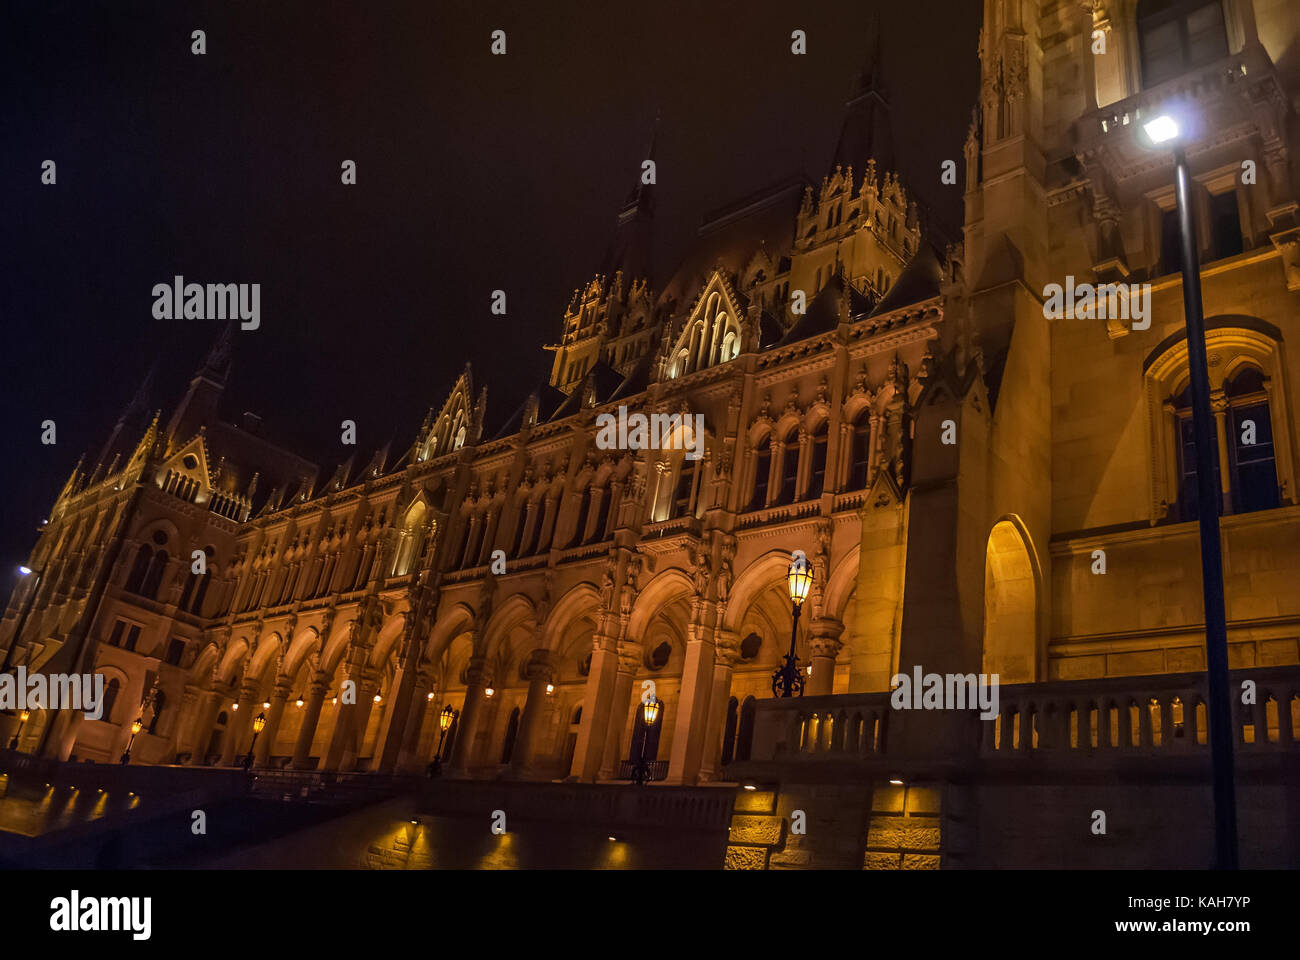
[1138,0,1228,89]
[750,442,772,511]
[509,501,529,558]
[566,486,592,548]
[775,431,800,505]
[100,680,121,724]
[500,706,520,763]
[586,486,611,544]
[807,421,829,498]
[141,550,168,600]
[124,545,152,595]
[849,410,872,489]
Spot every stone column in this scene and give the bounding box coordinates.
[599,640,643,779]
[396,673,433,772]
[1212,390,1231,512]
[173,683,203,760]
[510,649,557,778]
[571,634,619,780]
[379,620,423,773]
[807,618,845,697]
[292,672,331,769]
[447,657,490,776]
[699,630,740,782]
[255,676,293,766]
[186,688,226,765]
[667,611,717,785]
[340,672,379,772]
[221,678,260,766]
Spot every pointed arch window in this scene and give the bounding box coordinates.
[849,409,872,489]
[775,430,800,506]
[750,441,772,511]
[1224,367,1279,514]
[807,421,829,498]
[567,485,592,548]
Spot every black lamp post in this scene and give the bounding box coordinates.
[8,709,30,751]
[429,704,456,778]
[1,566,42,672]
[120,717,143,765]
[772,551,813,698]
[1144,112,1238,870]
[629,697,661,785]
[242,712,267,771]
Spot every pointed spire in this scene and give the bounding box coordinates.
[197,319,235,385]
[831,15,894,178]
[596,112,659,284]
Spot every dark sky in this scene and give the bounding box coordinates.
[0,0,980,571]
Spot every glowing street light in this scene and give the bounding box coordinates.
[242,712,267,771]
[120,716,144,765]
[428,704,457,778]
[629,697,662,785]
[773,551,813,697]
[8,709,30,750]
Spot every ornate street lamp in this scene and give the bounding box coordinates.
[242,712,267,770]
[120,716,144,765]
[773,551,813,698]
[1143,112,1237,870]
[428,703,457,778]
[630,697,662,785]
[8,709,30,751]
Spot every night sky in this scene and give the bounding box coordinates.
[0,0,980,571]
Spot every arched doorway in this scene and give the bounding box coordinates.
[982,517,1041,683]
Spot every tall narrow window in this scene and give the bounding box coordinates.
[1160,207,1183,275]
[500,707,520,763]
[586,487,611,544]
[1209,189,1244,261]
[673,459,696,518]
[776,432,800,505]
[1225,367,1279,513]
[567,486,592,548]
[750,444,771,511]
[808,423,829,498]
[849,411,872,489]
[1175,385,1221,521]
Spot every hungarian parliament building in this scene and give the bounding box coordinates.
[4,0,1300,869]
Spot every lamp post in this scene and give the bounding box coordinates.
[1,566,42,672]
[1143,113,1238,870]
[8,709,30,751]
[429,704,456,778]
[242,712,267,771]
[772,551,814,698]
[630,697,661,785]
[120,717,144,765]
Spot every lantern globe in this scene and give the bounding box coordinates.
[787,553,814,606]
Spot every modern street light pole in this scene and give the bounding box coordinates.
[1145,114,1238,870]
[1,566,42,672]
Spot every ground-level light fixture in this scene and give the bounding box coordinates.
[889,778,904,786]
[743,784,757,792]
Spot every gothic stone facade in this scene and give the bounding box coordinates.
[3,1,1300,841]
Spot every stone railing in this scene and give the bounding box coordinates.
[733,665,1300,767]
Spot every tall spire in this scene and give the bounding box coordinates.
[596,111,659,284]
[197,318,235,386]
[96,360,157,465]
[831,15,894,176]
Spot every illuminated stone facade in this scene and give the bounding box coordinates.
[2,3,1299,864]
